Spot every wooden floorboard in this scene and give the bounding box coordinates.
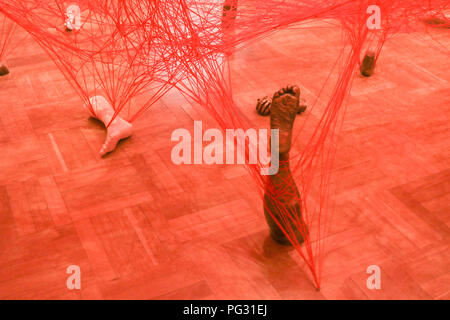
[0,22,448,299]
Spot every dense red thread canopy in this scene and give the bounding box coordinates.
[0,12,16,63]
[0,0,448,288]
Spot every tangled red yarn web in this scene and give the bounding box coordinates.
[0,12,16,62]
[1,0,448,288]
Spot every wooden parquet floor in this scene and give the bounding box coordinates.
[0,22,448,299]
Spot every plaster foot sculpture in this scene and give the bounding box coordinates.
[264,85,308,246]
[89,96,133,157]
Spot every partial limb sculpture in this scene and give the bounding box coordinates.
[88,96,134,157]
[221,0,239,56]
[263,85,308,246]
[222,0,238,29]
[423,12,450,28]
[256,94,307,117]
[360,50,376,77]
[0,62,9,76]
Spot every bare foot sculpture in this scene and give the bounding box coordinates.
[264,85,308,245]
[0,62,9,76]
[256,95,307,117]
[88,96,133,157]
